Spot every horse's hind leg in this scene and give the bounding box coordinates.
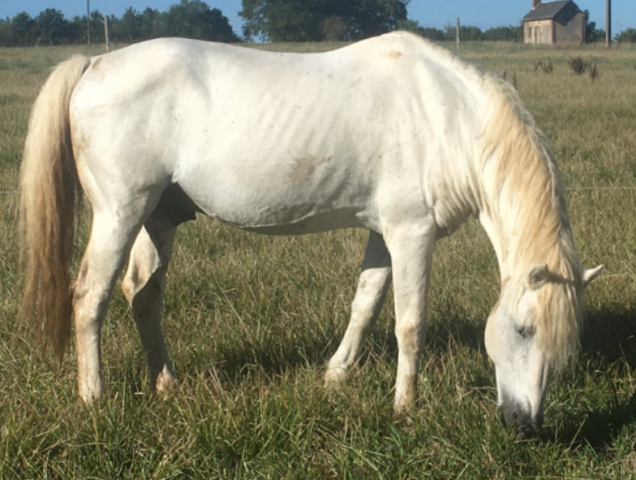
[73,213,146,403]
[122,217,177,396]
[325,231,392,384]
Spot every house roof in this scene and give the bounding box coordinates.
[522,1,579,21]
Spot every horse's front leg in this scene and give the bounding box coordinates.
[122,217,177,396]
[326,231,392,384]
[385,221,436,414]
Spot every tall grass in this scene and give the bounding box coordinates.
[1,41,636,478]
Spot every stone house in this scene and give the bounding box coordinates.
[523,0,586,45]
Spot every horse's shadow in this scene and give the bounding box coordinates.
[176,303,636,450]
[580,306,636,368]
[543,306,636,449]
[190,306,489,387]
[544,390,636,449]
[179,307,487,387]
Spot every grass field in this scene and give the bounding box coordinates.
[1,39,636,478]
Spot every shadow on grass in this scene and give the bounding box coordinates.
[191,309,489,386]
[545,306,636,449]
[182,304,636,451]
[426,315,486,356]
[185,326,342,384]
[581,306,636,368]
[545,391,636,450]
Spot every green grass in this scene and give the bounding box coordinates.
[1,40,636,478]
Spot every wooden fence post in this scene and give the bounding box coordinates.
[456,18,460,52]
[104,15,110,52]
[86,0,91,47]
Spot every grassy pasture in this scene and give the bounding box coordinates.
[1,40,636,478]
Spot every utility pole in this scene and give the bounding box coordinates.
[606,0,611,47]
[87,0,91,47]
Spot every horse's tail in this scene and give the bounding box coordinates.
[20,55,91,360]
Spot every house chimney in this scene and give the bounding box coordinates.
[533,0,541,8]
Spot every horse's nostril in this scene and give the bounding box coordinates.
[515,423,538,441]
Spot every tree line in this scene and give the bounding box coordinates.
[0,0,239,46]
[1,0,634,47]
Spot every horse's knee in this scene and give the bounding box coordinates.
[395,321,426,351]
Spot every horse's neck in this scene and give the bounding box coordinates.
[478,207,511,279]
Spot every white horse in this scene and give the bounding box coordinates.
[20,32,601,438]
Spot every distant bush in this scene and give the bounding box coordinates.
[568,56,589,75]
[614,28,636,43]
[567,56,599,82]
[534,60,553,74]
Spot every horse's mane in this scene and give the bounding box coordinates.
[386,31,585,365]
[480,76,585,366]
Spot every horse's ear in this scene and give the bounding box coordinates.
[583,265,603,288]
[528,264,549,290]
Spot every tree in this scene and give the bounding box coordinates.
[240,0,409,42]
[346,0,408,40]
[614,28,636,43]
[139,8,163,39]
[583,9,604,42]
[443,23,483,41]
[66,15,86,44]
[88,10,105,44]
[240,0,323,42]
[163,0,239,42]
[35,9,68,45]
[459,25,483,41]
[2,12,37,46]
[482,25,522,42]
[397,20,445,41]
[320,16,347,41]
[119,7,142,43]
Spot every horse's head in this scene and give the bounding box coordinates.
[484,263,603,440]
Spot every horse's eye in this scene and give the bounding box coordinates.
[516,326,535,339]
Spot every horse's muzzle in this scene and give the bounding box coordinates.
[500,402,543,441]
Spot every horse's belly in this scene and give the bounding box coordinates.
[178,169,374,234]
[196,198,369,234]
[218,206,366,235]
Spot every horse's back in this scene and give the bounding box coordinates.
[69,33,493,234]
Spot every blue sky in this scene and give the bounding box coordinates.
[1,1,634,37]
